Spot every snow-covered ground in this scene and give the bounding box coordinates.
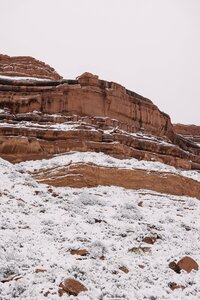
[1,157,200,299]
[17,151,200,183]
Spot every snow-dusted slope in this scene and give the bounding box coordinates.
[0,157,200,299]
[17,151,200,182]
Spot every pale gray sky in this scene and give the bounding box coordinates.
[1,0,200,125]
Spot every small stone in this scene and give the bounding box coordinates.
[44,291,51,297]
[184,226,191,231]
[51,192,59,197]
[168,282,186,291]
[138,201,143,207]
[143,236,157,245]
[59,278,88,296]
[119,266,129,273]
[94,218,106,223]
[35,268,47,273]
[99,255,105,260]
[70,249,88,256]
[138,264,145,269]
[169,261,181,274]
[177,256,199,273]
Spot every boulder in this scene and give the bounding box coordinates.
[177,256,199,273]
[58,278,88,296]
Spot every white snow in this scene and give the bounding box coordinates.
[0,157,200,299]
[0,121,77,131]
[17,151,200,183]
[0,75,52,81]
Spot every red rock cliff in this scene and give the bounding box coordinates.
[0,55,199,169]
[0,54,62,80]
[0,71,174,139]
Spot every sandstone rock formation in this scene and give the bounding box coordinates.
[0,54,199,170]
[32,162,200,199]
[0,54,62,80]
[0,111,199,169]
[0,71,173,137]
[174,124,200,144]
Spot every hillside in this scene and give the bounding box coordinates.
[0,55,200,300]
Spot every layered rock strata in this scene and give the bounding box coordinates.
[0,56,199,170]
[0,72,174,138]
[0,54,62,80]
[0,111,200,169]
[32,162,200,199]
[174,124,200,145]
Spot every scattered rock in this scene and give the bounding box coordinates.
[44,291,51,297]
[34,190,40,195]
[169,261,181,274]
[138,264,145,269]
[143,236,157,245]
[177,256,199,273]
[99,255,105,260]
[51,192,59,197]
[184,225,191,231]
[70,249,89,256]
[35,268,47,273]
[119,266,129,273]
[94,218,107,223]
[168,282,186,291]
[58,278,88,296]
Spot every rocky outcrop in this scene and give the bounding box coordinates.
[0,54,62,80]
[0,71,174,138]
[174,124,200,137]
[0,112,200,169]
[0,56,199,170]
[32,162,200,199]
[174,124,200,144]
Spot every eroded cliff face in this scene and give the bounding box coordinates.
[0,71,173,138]
[0,55,199,169]
[174,124,200,144]
[0,54,62,80]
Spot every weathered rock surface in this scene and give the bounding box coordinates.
[0,55,199,170]
[177,256,199,273]
[32,163,200,199]
[0,111,199,169]
[0,70,174,138]
[58,278,88,296]
[174,124,200,144]
[174,124,200,137]
[0,54,62,80]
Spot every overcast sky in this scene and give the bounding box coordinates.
[1,0,200,125]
